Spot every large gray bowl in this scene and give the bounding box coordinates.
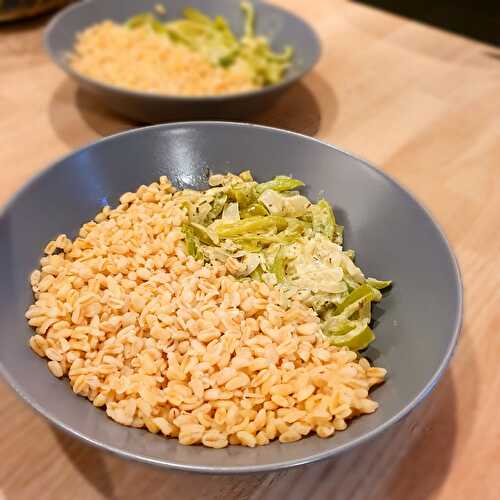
[44,0,321,123]
[0,123,462,473]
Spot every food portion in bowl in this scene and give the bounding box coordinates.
[25,171,390,449]
[69,2,294,96]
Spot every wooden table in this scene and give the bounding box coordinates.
[1,1,499,498]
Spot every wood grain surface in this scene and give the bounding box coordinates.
[1,1,499,499]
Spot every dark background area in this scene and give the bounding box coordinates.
[353,0,500,47]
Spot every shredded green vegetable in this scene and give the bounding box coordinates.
[271,246,286,282]
[366,278,392,290]
[256,176,305,194]
[178,171,392,351]
[240,203,268,218]
[333,284,376,315]
[216,215,288,238]
[330,324,375,351]
[125,2,294,87]
[182,224,204,260]
[311,198,336,240]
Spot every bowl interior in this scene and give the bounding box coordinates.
[45,0,321,93]
[0,123,462,473]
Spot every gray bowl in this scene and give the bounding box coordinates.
[0,122,462,473]
[44,0,321,123]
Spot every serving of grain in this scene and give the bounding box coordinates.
[25,176,385,448]
[69,21,258,96]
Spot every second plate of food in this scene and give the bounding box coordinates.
[44,0,321,123]
[0,122,462,473]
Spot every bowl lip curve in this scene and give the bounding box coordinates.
[0,121,464,474]
[43,0,322,103]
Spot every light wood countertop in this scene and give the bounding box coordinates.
[1,1,499,499]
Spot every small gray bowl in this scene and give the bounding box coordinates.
[44,0,321,123]
[0,123,462,474]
